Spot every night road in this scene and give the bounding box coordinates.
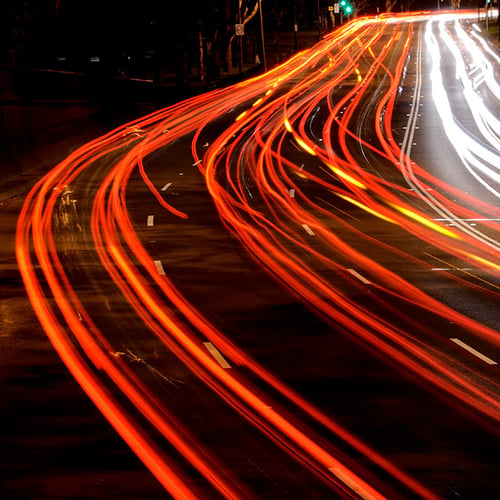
[3,10,500,500]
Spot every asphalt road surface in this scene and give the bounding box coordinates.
[2,10,500,500]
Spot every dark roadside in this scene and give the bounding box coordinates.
[478,14,499,46]
[0,30,321,204]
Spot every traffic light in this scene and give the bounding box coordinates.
[340,0,353,15]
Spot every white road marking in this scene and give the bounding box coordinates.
[154,260,166,275]
[432,268,473,271]
[302,224,315,236]
[289,188,295,198]
[203,342,231,369]
[192,160,202,166]
[434,218,500,222]
[161,182,172,191]
[347,269,371,285]
[147,215,154,226]
[450,338,497,365]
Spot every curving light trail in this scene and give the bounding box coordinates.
[16,11,500,499]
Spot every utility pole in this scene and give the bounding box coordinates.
[238,0,243,74]
[294,4,298,52]
[317,0,322,38]
[258,0,267,72]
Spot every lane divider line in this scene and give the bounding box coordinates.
[450,338,498,365]
[302,224,315,236]
[154,260,166,276]
[434,218,500,222]
[347,269,371,285]
[203,342,231,369]
[431,268,474,271]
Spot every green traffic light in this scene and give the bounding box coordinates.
[345,5,353,13]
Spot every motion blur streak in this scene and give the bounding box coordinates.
[16,160,201,500]
[16,9,500,500]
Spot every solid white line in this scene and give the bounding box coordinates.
[302,224,315,236]
[161,182,172,191]
[154,260,166,275]
[434,218,500,222]
[147,215,154,227]
[203,342,231,369]
[450,338,497,365]
[347,269,371,285]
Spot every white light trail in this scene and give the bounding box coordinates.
[425,19,500,202]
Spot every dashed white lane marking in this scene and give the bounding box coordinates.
[154,260,166,275]
[203,342,231,369]
[161,182,172,191]
[450,338,497,366]
[432,268,474,271]
[147,215,154,227]
[289,188,295,198]
[302,224,315,236]
[192,160,202,166]
[347,269,371,285]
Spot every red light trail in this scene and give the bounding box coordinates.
[16,11,499,499]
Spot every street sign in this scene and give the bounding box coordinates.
[235,24,244,36]
[334,3,340,13]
